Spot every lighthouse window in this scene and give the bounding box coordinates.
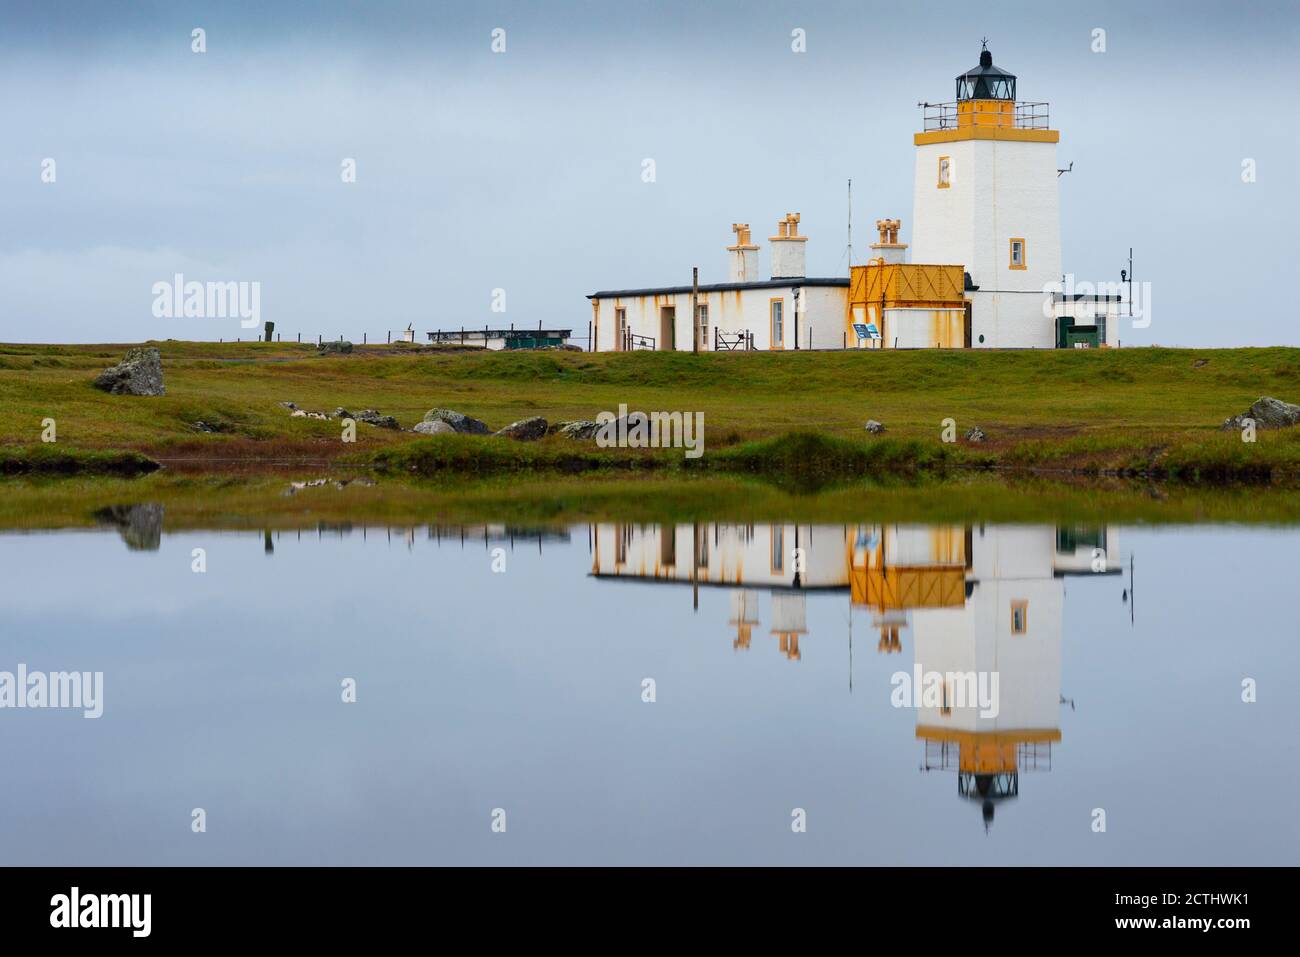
[769,298,784,349]
[938,156,951,188]
[1011,600,1028,634]
[1009,238,1026,270]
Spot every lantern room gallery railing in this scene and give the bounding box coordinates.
[920,101,1050,132]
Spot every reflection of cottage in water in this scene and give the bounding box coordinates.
[591,520,1122,827]
[591,522,852,659]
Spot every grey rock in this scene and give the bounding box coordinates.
[290,409,331,421]
[554,420,601,440]
[353,409,400,430]
[494,416,548,441]
[412,419,456,436]
[318,340,353,354]
[193,420,224,433]
[1220,396,1300,431]
[422,408,491,435]
[601,412,649,441]
[92,347,165,396]
[864,420,886,434]
[279,401,298,411]
[965,426,988,443]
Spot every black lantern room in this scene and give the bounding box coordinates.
[956,44,1016,101]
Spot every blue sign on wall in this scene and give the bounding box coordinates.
[853,323,881,341]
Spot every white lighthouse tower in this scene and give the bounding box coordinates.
[911,45,1061,348]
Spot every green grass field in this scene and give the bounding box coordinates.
[2,340,1299,481]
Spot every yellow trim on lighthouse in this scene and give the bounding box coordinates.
[915,127,1059,146]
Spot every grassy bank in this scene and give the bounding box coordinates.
[2,340,1299,481]
[0,445,160,477]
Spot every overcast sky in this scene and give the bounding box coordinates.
[2,0,1297,346]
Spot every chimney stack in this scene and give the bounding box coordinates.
[726,223,760,282]
[768,213,807,279]
[869,218,908,265]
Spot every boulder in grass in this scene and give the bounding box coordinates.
[864,420,886,434]
[92,347,165,396]
[965,426,987,443]
[494,417,548,441]
[1220,396,1300,431]
[318,340,353,355]
[353,409,400,430]
[422,408,491,435]
[412,419,456,436]
[554,420,601,440]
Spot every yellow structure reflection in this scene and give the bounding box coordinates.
[590,520,1123,826]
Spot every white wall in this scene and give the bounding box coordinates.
[913,136,1062,349]
[911,525,1064,733]
[591,523,851,588]
[591,285,848,351]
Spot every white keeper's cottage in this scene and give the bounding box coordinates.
[588,45,1120,351]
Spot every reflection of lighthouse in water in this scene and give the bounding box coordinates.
[588,520,1121,826]
[853,524,1120,830]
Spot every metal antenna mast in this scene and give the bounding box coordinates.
[846,178,853,270]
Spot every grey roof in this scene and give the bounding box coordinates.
[588,277,849,300]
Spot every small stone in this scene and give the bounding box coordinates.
[865,420,886,434]
[965,426,987,443]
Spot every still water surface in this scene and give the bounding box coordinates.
[1,510,1295,865]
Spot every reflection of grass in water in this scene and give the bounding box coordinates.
[2,471,1299,532]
